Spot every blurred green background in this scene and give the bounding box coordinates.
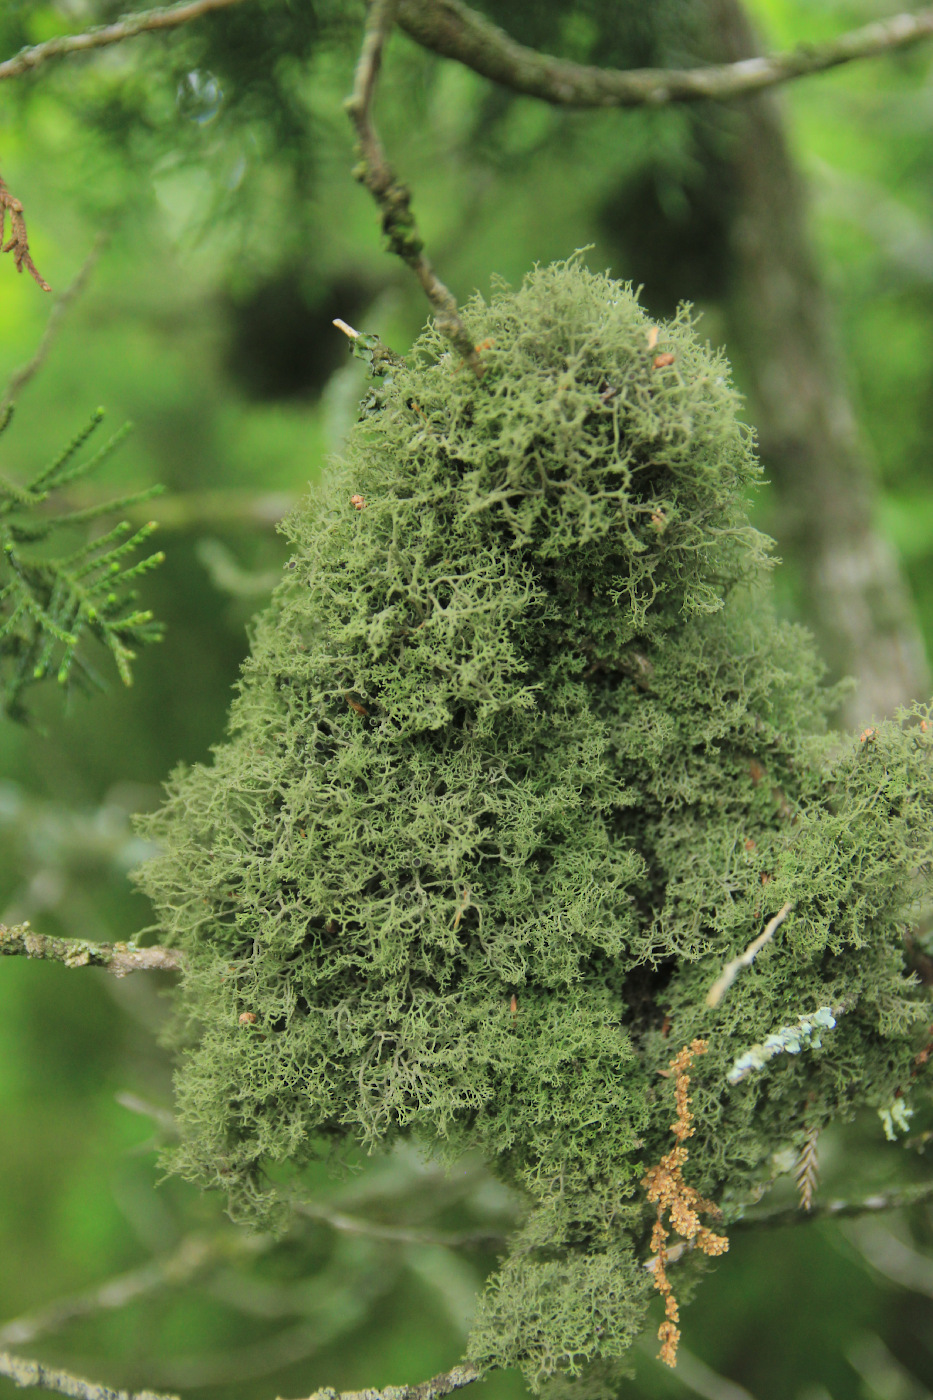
[2,3,933,1400]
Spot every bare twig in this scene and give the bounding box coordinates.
[397,0,933,108]
[295,1199,506,1251]
[0,1237,218,1348]
[346,0,481,373]
[1,237,107,413]
[287,1363,483,1400]
[114,1092,180,1135]
[0,0,252,82]
[0,1349,177,1400]
[734,1179,933,1230]
[0,174,50,291]
[705,901,794,1008]
[0,922,185,977]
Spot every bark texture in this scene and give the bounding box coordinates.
[700,0,929,724]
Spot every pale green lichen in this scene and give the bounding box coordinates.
[879,1099,915,1141]
[135,261,933,1389]
[727,1007,839,1084]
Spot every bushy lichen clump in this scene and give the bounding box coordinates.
[137,262,933,1386]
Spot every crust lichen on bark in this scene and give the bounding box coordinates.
[135,260,933,1389]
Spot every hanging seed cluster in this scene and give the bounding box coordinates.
[137,262,933,1387]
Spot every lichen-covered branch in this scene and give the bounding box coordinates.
[0,922,184,977]
[397,0,933,108]
[0,0,251,82]
[346,0,481,373]
[0,173,50,291]
[0,1349,177,1400]
[291,1363,483,1400]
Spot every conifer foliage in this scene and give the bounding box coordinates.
[137,262,933,1387]
[0,407,164,718]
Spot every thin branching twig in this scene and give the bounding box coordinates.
[0,922,184,977]
[706,901,794,1008]
[0,0,251,82]
[295,1199,506,1251]
[346,0,482,373]
[397,0,933,107]
[734,1179,933,1231]
[0,1237,221,1349]
[1,237,107,413]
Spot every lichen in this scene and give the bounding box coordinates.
[135,260,933,1388]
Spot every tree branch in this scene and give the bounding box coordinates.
[0,1237,219,1349]
[346,0,481,373]
[0,1349,177,1400]
[0,922,185,977]
[0,0,252,82]
[290,1363,483,1400]
[295,1199,506,1251]
[397,0,933,108]
[1,237,107,412]
[734,1179,933,1231]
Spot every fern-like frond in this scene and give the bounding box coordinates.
[795,1127,820,1212]
[0,408,164,719]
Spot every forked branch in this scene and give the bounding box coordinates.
[346,0,481,373]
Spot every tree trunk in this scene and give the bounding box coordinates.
[700,0,929,725]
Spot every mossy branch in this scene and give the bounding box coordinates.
[0,922,184,977]
[346,0,481,374]
[289,1364,483,1400]
[397,0,933,107]
[0,0,252,82]
[0,1349,177,1400]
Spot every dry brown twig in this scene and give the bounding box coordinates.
[345,0,482,375]
[0,173,50,292]
[643,1040,729,1368]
